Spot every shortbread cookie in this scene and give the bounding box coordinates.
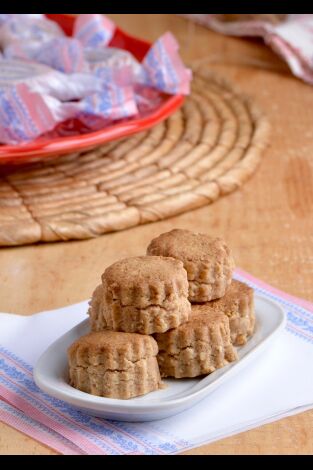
[68,331,162,399]
[147,229,234,302]
[206,279,255,346]
[88,284,107,331]
[155,305,237,378]
[101,256,191,334]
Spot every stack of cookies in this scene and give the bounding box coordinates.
[68,229,255,399]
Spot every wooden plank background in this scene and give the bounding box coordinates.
[0,14,312,454]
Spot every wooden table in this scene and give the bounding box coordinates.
[1,14,313,455]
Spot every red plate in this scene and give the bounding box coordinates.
[0,14,184,164]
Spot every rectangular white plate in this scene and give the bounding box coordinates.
[34,294,285,422]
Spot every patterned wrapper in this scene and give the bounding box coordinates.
[0,15,64,48]
[0,84,56,144]
[0,64,138,144]
[5,38,87,74]
[74,66,138,129]
[73,14,115,48]
[86,33,192,95]
[42,77,137,131]
[85,47,141,78]
[0,14,44,26]
[141,32,192,95]
[0,60,100,101]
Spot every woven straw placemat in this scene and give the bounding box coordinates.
[0,64,270,246]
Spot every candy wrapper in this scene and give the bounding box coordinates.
[0,60,101,101]
[0,61,138,144]
[0,15,64,48]
[0,14,192,145]
[0,79,137,144]
[0,84,56,144]
[85,47,141,77]
[141,32,191,95]
[73,14,115,49]
[86,33,192,96]
[0,14,44,26]
[5,38,87,74]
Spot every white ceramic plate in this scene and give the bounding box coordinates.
[34,294,285,422]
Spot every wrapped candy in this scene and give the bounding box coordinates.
[0,62,138,144]
[141,32,192,95]
[0,14,44,26]
[73,14,115,48]
[85,47,141,76]
[5,38,88,74]
[85,47,165,113]
[0,60,100,101]
[4,16,130,76]
[0,14,192,145]
[0,15,64,48]
[85,36,192,97]
[86,33,191,95]
[0,84,57,144]
[0,60,53,89]
[0,83,137,144]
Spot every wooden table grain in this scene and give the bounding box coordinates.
[1,14,313,455]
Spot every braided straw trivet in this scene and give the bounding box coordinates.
[0,65,270,246]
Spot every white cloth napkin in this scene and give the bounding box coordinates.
[0,271,313,454]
